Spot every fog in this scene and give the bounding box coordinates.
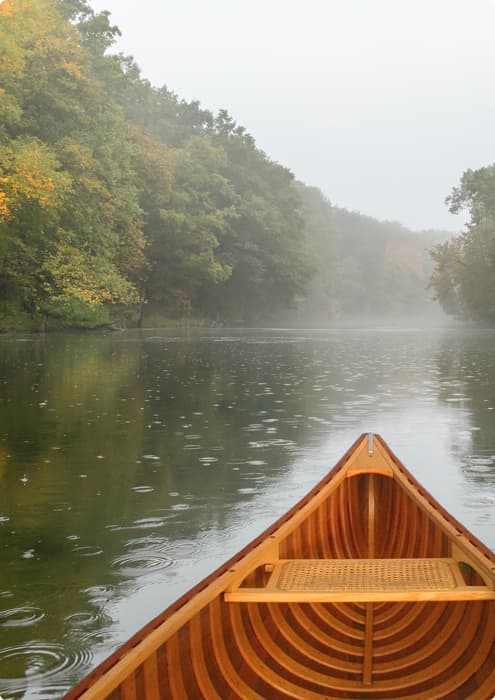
[89,0,495,232]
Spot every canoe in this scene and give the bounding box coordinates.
[64,434,495,700]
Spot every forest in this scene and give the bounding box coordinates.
[0,0,463,331]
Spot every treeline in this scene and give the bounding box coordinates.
[429,166,495,324]
[0,0,450,331]
[0,0,309,329]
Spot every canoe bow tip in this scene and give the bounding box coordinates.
[345,433,395,478]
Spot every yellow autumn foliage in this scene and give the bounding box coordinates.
[1,140,71,213]
[0,0,13,16]
[0,0,88,88]
[43,243,140,308]
[0,190,10,220]
[60,62,86,82]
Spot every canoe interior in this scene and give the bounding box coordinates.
[65,435,495,700]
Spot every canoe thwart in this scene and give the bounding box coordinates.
[225,558,495,603]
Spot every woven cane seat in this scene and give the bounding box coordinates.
[273,558,459,592]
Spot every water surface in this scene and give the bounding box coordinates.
[1,327,495,698]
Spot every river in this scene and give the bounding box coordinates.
[1,327,495,698]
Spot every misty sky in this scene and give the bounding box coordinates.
[89,0,495,232]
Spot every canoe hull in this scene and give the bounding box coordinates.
[65,435,495,700]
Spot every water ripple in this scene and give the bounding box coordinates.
[81,585,114,605]
[64,611,102,628]
[111,551,175,576]
[125,536,168,550]
[0,607,45,628]
[0,641,92,695]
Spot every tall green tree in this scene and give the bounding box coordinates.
[430,166,495,322]
[197,111,310,321]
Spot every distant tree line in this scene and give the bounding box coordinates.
[292,184,447,324]
[0,0,452,330]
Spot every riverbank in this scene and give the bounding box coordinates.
[0,303,221,333]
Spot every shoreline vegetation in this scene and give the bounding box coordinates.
[0,1,493,332]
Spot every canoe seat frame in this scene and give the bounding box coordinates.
[225,557,495,603]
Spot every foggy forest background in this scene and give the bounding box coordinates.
[1,0,494,330]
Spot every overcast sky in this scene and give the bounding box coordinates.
[89,0,495,232]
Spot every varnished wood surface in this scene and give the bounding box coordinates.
[64,435,495,700]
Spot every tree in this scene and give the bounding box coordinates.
[198,111,310,321]
[145,135,235,316]
[0,138,71,319]
[0,0,146,327]
[430,165,495,323]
